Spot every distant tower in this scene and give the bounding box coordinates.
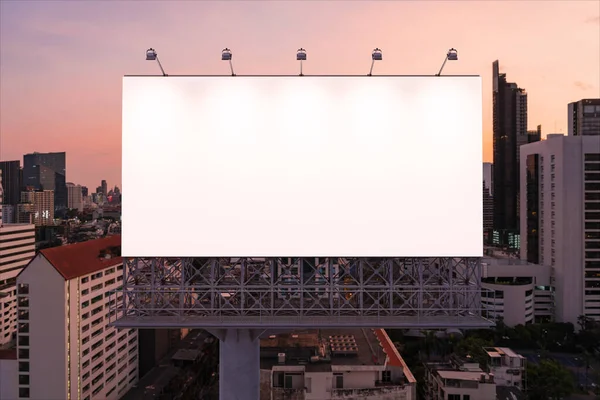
[568,98,600,136]
[23,152,67,211]
[101,180,108,195]
[492,60,538,240]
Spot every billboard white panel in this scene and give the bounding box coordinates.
[122,76,482,257]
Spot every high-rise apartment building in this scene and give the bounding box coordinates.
[15,236,139,400]
[101,180,108,196]
[520,134,600,324]
[568,98,600,136]
[492,60,539,234]
[0,170,35,346]
[22,152,67,211]
[18,190,54,225]
[483,163,494,231]
[0,161,21,206]
[67,183,84,212]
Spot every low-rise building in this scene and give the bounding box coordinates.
[481,252,553,325]
[425,348,525,400]
[15,235,138,400]
[483,347,526,389]
[260,328,416,400]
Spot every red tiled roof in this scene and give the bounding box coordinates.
[374,329,417,383]
[40,236,123,280]
[374,328,402,367]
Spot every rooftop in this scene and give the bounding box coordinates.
[39,235,122,280]
[260,328,386,372]
[484,347,523,359]
[259,328,415,383]
[437,370,490,381]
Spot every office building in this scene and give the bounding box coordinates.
[260,329,416,400]
[568,98,600,136]
[18,190,54,226]
[483,163,494,231]
[1,205,16,224]
[0,171,35,346]
[0,161,21,206]
[520,134,600,324]
[67,183,84,212]
[23,152,67,211]
[101,180,108,196]
[81,186,89,198]
[492,60,539,234]
[16,235,138,400]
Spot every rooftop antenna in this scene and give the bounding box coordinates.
[145,48,167,76]
[296,48,306,76]
[368,48,382,76]
[436,48,458,76]
[221,48,235,76]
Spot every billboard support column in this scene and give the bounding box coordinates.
[208,328,263,400]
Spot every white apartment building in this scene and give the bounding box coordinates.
[520,134,600,324]
[67,183,84,212]
[483,347,526,389]
[0,173,36,346]
[15,235,138,400]
[425,349,525,400]
[260,328,416,400]
[0,348,18,400]
[481,254,553,326]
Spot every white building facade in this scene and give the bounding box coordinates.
[67,183,84,213]
[0,172,36,345]
[15,235,138,400]
[520,134,600,324]
[481,258,553,326]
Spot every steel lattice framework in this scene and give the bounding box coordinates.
[110,257,492,329]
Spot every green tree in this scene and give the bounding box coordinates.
[455,336,492,368]
[421,330,439,360]
[527,359,575,400]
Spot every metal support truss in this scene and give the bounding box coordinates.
[110,257,492,329]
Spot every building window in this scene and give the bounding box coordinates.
[448,395,460,400]
[19,388,30,398]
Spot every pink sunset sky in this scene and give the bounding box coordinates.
[0,0,598,190]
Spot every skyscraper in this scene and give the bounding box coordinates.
[101,179,108,195]
[492,60,538,235]
[483,163,494,231]
[66,182,83,212]
[23,152,67,211]
[568,98,600,136]
[520,134,600,323]
[0,160,21,206]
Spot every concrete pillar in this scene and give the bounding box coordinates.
[208,329,262,400]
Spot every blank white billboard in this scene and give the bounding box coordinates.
[122,76,482,257]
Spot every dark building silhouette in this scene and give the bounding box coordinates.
[0,160,21,206]
[569,98,600,136]
[492,60,539,234]
[23,152,67,211]
[81,186,88,197]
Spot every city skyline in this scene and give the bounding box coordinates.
[1,0,599,189]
